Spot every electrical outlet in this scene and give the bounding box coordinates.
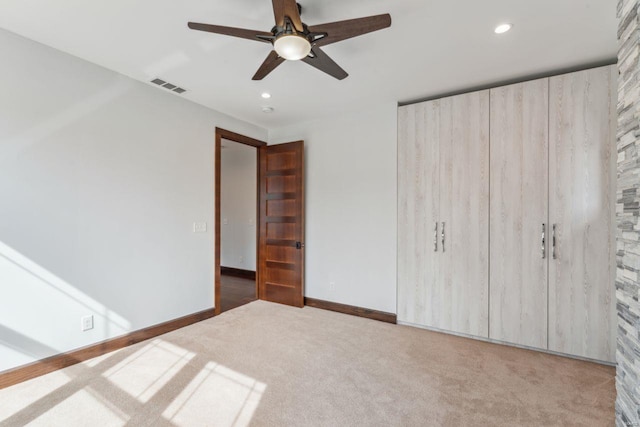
[193,222,207,233]
[329,281,336,291]
[81,315,94,332]
[239,256,244,264]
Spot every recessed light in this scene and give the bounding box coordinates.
[261,92,271,99]
[494,23,512,34]
[262,106,274,113]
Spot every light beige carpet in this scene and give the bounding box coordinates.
[0,300,615,426]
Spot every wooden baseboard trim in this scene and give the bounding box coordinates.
[304,297,397,324]
[220,266,256,280]
[0,308,215,390]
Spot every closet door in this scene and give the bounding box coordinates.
[548,66,617,362]
[489,79,549,348]
[397,101,440,325]
[437,91,490,337]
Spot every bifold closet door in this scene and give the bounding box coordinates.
[548,66,617,362]
[437,91,490,337]
[397,101,440,325]
[489,79,549,348]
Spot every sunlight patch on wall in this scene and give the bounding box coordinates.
[0,241,131,370]
[102,339,195,403]
[162,361,266,427]
[0,242,130,329]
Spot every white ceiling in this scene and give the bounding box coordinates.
[0,0,617,130]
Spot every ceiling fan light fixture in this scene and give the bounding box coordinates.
[274,35,311,61]
[187,1,392,80]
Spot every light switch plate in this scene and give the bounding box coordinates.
[193,222,207,233]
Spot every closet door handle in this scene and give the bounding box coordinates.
[441,222,445,252]
[434,222,438,252]
[552,224,557,259]
[541,223,546,259]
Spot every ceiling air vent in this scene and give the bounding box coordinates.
[150,78,187,95]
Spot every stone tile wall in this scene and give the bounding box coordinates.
[617,1,640,425]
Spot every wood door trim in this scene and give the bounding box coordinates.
[304,298,397,324]
[215,128,266,315]
[0,308,215,390]
[216,128,267,148]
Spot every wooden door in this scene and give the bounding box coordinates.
[258,141,305,307]
[397,101,440,325]
[489,79,549,348]
[437,91,490,337]
[548,66,617,362]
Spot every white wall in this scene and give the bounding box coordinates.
[0,29,266,372]
[220,141,257,271]
[269,104,397,313]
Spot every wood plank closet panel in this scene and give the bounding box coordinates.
[397,102,440,325]
[489,79,549,348]
[548,65,617,362]
[438,91,490,337]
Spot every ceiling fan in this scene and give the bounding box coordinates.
[188,0,391,80]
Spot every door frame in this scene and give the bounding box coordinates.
[214,127,267,315]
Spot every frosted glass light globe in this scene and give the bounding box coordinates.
[274,35,311,60]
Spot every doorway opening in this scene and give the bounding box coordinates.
[215,128,266,315]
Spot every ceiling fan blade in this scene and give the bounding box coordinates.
[302,47,348,80]
[272,0,285,27]
[272,0,303,32]
[188,22,273,43]
[308,14,391,47]
[252,51,285,80]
